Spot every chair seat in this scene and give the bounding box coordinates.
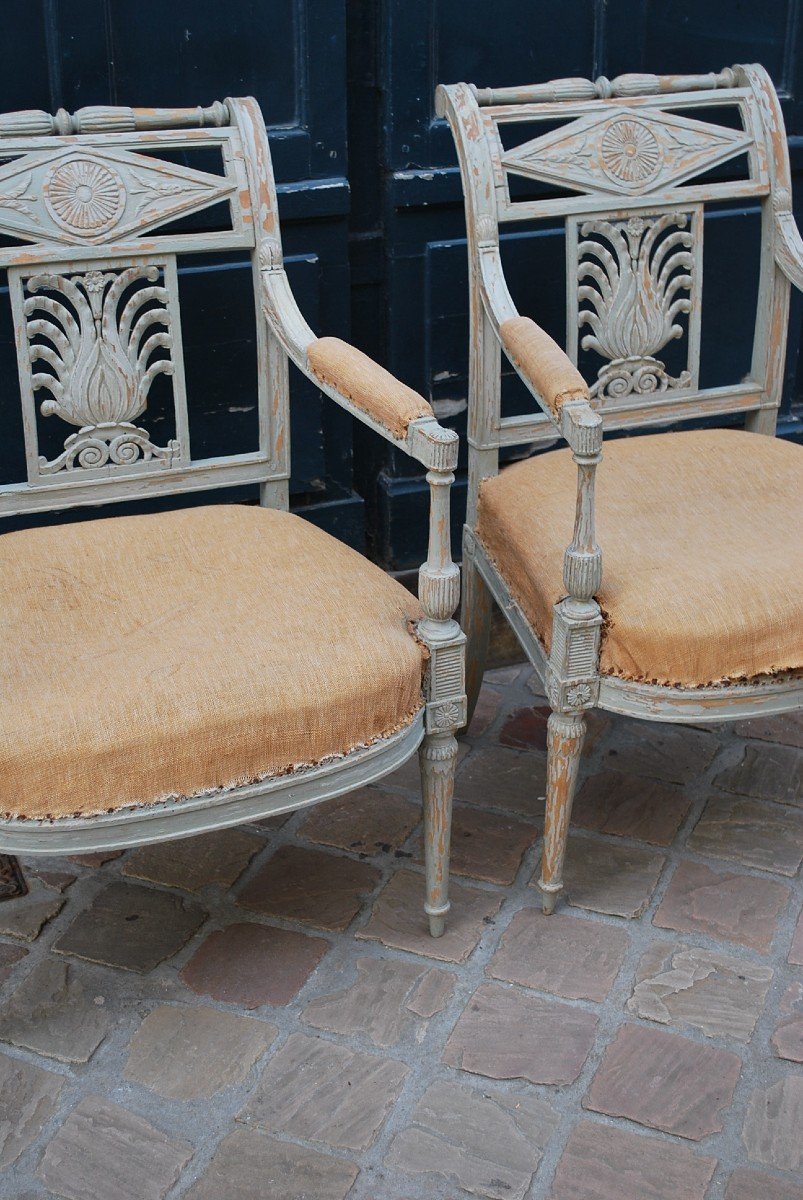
[477,428,803,687]
[0,506,426,820]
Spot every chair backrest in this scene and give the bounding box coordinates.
[438,64,793,451]
[0,97,289,517]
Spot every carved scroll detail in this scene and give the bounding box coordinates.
[576,212,694,402]
[23,266,179,473]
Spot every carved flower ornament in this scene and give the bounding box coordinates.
[44,157,125,235]
[600,119,661,186]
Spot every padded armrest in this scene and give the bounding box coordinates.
[308,337,434,441]
[500,316,589,416]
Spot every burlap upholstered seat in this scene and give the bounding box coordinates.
[477,428,803,687]
[0,505,426,820]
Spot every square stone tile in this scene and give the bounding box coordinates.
[715,744,802,807]
[0,958,111,1062]
[466,684,502,737]
[443,981,597,1085]
[771,983,803,1063]
[0,1051,64,1169]
[742,1076,803,1174]
[237,845,379,930]
[627,942,772,1042]
[584,1023,742,1140]
[238,1031,407,1152]
[303,957,454,1048]
[725,1167,803,1200]
[415,804,537,885]
[122,828,262,891]
[36,1095,193,1200]
[601,722,717,784]
[180,922,329,1008]
[572,771,691,845]
[732,712,803,749]
[0,876,65,942]
[688,794,803,876]
[384,1078,558,1200]
[499,705,609,753]
[653,861,791,953]
[124,1004,274,1098]
[297,787,419,855]
[357,868,503,963]
[550,1119,717,1200]
[0,941,27,984]
[54,881,207,972]
[184,1128,358,1200]
[544,836,665,918]
[789,908,803,965]
[487,908,628,1002]
[455,745,546,817]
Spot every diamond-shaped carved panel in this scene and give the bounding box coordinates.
[501,107,752,197]
[0,145,235,245]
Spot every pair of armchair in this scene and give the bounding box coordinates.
[0,65,801,937]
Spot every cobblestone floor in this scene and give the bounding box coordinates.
[1,664,801,1200]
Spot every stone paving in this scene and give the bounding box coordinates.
[0,664,801,1199]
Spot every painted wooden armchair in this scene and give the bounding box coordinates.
[0,98,465,937]
[438,64,803,913]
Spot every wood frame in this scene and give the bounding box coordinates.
[438,64,803,914]
[0,98,466,938]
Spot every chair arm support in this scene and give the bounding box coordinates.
[261,263,458,471]
[499,316,590,418]
[774,209,803,292]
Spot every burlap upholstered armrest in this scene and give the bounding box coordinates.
[499,316,589,417]
[308,337,433,441]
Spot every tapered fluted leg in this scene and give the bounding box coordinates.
[420,730,457,937]
[0,854,28,901]
[540,711,585,914]
[462,551,492,727]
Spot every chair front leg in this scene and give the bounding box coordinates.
[420,730,458,937]
[540,712,585,914]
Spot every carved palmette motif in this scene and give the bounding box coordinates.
[574,211,696,402]
[23,265,180,473]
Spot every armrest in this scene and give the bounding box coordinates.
[499,316,589,417]
[307,337,433,441]
[775,209,803,292]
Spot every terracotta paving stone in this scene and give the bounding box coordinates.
[627,942,772,1042]
[688,794,803,876]
[415,804,536,884]
[180,921,329,1008]
[653,861,791,953]
[297,786,419,855]
[184,1128,358,1200]
[732,711,803,749]
[498,704,609,754]
[0,941,27,984]
[124,1004,274,1098]
[741,1075,803,1173]
[54,881,207,972]
[36,1094,193,1200]
[789,908,803,965]
[572,770,692,845]
[466,684,502,737]
[384,1077,558,1200]
[30,869,76,892]
[357,868,503,963]
[0,958,111,1063]
[67,850,123,867]
[0,876,65,942]
[236,845,380,930]
[443,981,598,1086]
[550,836,666,918]
[771,983,803,1062]
[487,665,522,685]
[302,956,454,1048]
[550,1119,717,1200]
[455,744,546,817]
[584,1023,742,1140]
[715,743,802,807]
[601,722,717,784]
[725,1166,803,1200]
[238,1031,407,1152]
[487,907,628,1002]
[0,1051,64,1169]
[122,828,262,891]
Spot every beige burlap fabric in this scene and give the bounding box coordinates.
[477,428,803,686]
[0,505,426,819]
[308,337,433,440]
[500,317,589,415]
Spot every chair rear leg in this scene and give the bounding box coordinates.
[540,711,585,914]
[462,550,492,726]
[420,730,457,937]
[0,854,28,901]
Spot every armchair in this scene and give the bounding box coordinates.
[0,97,465,938]
[438,64,803,913]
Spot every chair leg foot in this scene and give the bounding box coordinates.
[0,854,28,902]
[539,710,585,917]
[462,551,492,727]
[420,730,457,937]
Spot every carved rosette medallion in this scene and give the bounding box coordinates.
[44,158,126,235]
[600,119,661,186]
